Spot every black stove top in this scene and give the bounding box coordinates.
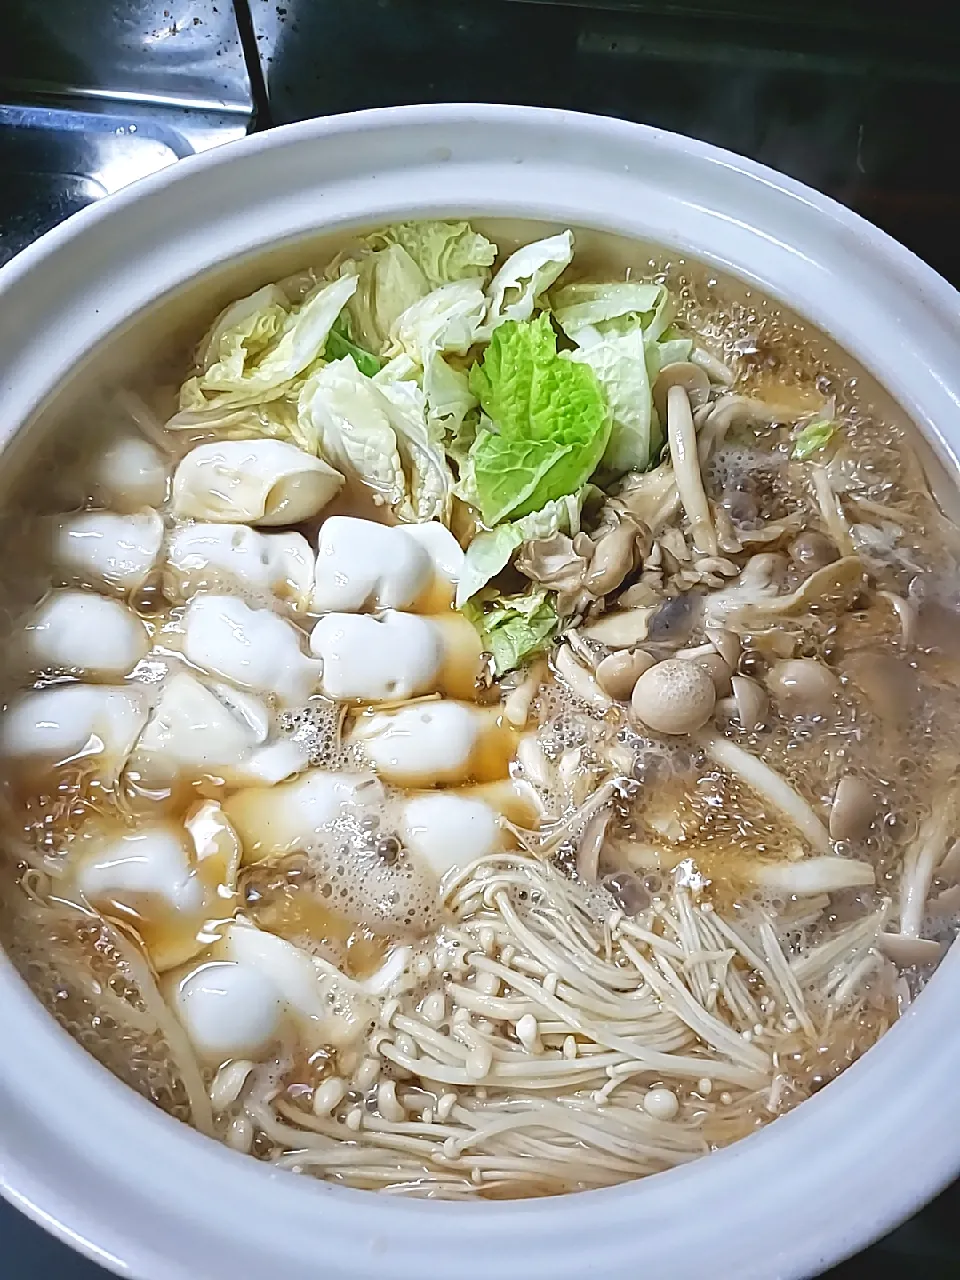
[2,2,960,1276]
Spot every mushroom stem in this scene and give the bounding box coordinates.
[690,346,735,386]
[751,857,875,896]
[666,384,718,556]
[696,730,832,855]
[576,806,613,882]
[900,796,958,938]
[810,466,854,555]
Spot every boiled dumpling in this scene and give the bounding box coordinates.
[51,509,164,595]
[219,923,377,1051]
[401,520,465,586]
[310,611,440,702]
[163,523,314,610]
[74,801,241,971]
[169,960,284,1063]
[88,435,169,511]
[77,823,205,915]
[397,791,504,878]
[126,670,309,793]
[20,590,149,678]
[351,701,514,786]
[172,439,343,526]
[169,924,380,1064]
[397,781,541,880]
[180,594,321,707]
[224,769,384,862]
[311,516,463,613]
[309,609,482,702]
[0,683,152,780]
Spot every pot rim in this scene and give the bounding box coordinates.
[1,103,959,1280]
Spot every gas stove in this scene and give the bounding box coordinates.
[1,2,959,1276]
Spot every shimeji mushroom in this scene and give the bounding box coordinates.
[665,383,718,556]
[631,659,716,735]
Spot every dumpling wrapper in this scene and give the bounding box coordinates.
[74,801,241,972]
[88,435,169,512]
[180,594,321,707]
[309,610,483,702]
[310,610,441,702]
[170,919,399,1068]
[224,768,385,862]
[0,683,152,781]
[311,515,463,613]
[163,523,314,611]
[126,670,309,793]
[351,700,514,787]
[51,510,164,595]
[20,590,149,679]
[172,439,343,527]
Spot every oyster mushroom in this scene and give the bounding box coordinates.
[876,934,943,967]
[583,517,642,597]
[688,651,732,696]
[615,463,681,535]
[582,608,654,649]
[646,590,702,646]
[710,556,866,628]
[706,626,741,669]
[690,346,735,386]
[516,533,589,594]
[630,658,716,735]
[652,362,711,423]
[555,644,613,712]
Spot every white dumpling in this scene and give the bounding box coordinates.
[351,701,512,786]
[224,769,384,862]
[220,923,376,1051]
[77,823,204,915]
[127,671,309,792]
[0,683,151,779]
[21,590,149,678]
[172,439,343,526]
[398,791,504,879]
[52,509,164,594]
[312,517,422,612]
[73,804,240,972]
[171,960,284,1063]
[310,611,441,702]
[89,435,169,511]
[311,516,463,613]
[400,521,465,584]
[181,594,321,707]
[163,523,314,610]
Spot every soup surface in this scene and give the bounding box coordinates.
[2,220,959,1199]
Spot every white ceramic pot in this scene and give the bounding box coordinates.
[1,104,959,1280]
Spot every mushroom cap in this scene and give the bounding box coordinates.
[730,674,769,732]
[596,648,656,700]
[788,531,840,572]
[653,362,711,422]
[828,775,877,841]
[766,658,839,715]
[630,658,717,735]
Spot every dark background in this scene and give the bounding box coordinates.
[2,1,960,1275]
